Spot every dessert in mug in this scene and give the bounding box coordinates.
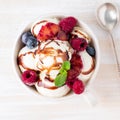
[17,16,96,97]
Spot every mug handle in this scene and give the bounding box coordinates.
[83,86,99,106]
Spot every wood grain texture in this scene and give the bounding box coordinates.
[0,0,120,119]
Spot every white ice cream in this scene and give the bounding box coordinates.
[71,26,91,43]
[18,39,94,97]
[77,50,95,83]
[18,17,95,97]
[35,83,70,97]
[18,46,38,72]
[18,40,73,97]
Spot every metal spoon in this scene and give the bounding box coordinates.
[96,2,120,76]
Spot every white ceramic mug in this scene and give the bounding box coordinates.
[13,14,100,105]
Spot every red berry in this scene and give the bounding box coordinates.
[21,70,38,86]
[70,38,87,51]
[72,79,84,94]
[57,30,68,41]
[70,53,83,69]
[66,78,75,89]
[37,22,60,41]
[67,69,79,81]
[59,17,77,33]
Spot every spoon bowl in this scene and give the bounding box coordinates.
[97,2,119,32]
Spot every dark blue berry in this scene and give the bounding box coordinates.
[21,31,32,44]
[86,46,95,57]
[26,36,38,49]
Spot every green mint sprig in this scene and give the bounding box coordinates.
[55,61,70,87]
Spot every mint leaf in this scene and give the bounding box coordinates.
[54,61,70,87]
[55,71,67,87]
[62,61,70,71]
[59,68,66,74]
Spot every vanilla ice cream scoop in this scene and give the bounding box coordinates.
[18,40,73,97]
[71,26,92,43]
[77,50,95,83]
[35,40,73,79]
[18,46,38,72]
[35,40,73,97]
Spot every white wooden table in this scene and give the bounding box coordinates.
[0,0,120,119]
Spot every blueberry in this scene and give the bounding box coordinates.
[26,36,38,49]
[21,31,32,44]
[86,46,95,57]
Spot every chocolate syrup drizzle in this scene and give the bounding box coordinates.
[18,40,69,90]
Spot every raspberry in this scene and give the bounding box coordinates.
[66,78,75,89]
[21,70,38,86]
[67,69,79,81]
[59,17,77,33]
[57,30,68,41]
[72,79,84,94]
[70,53,83,69]
[70,38,87,51]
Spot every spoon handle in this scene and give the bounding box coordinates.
[110,33,120,77]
